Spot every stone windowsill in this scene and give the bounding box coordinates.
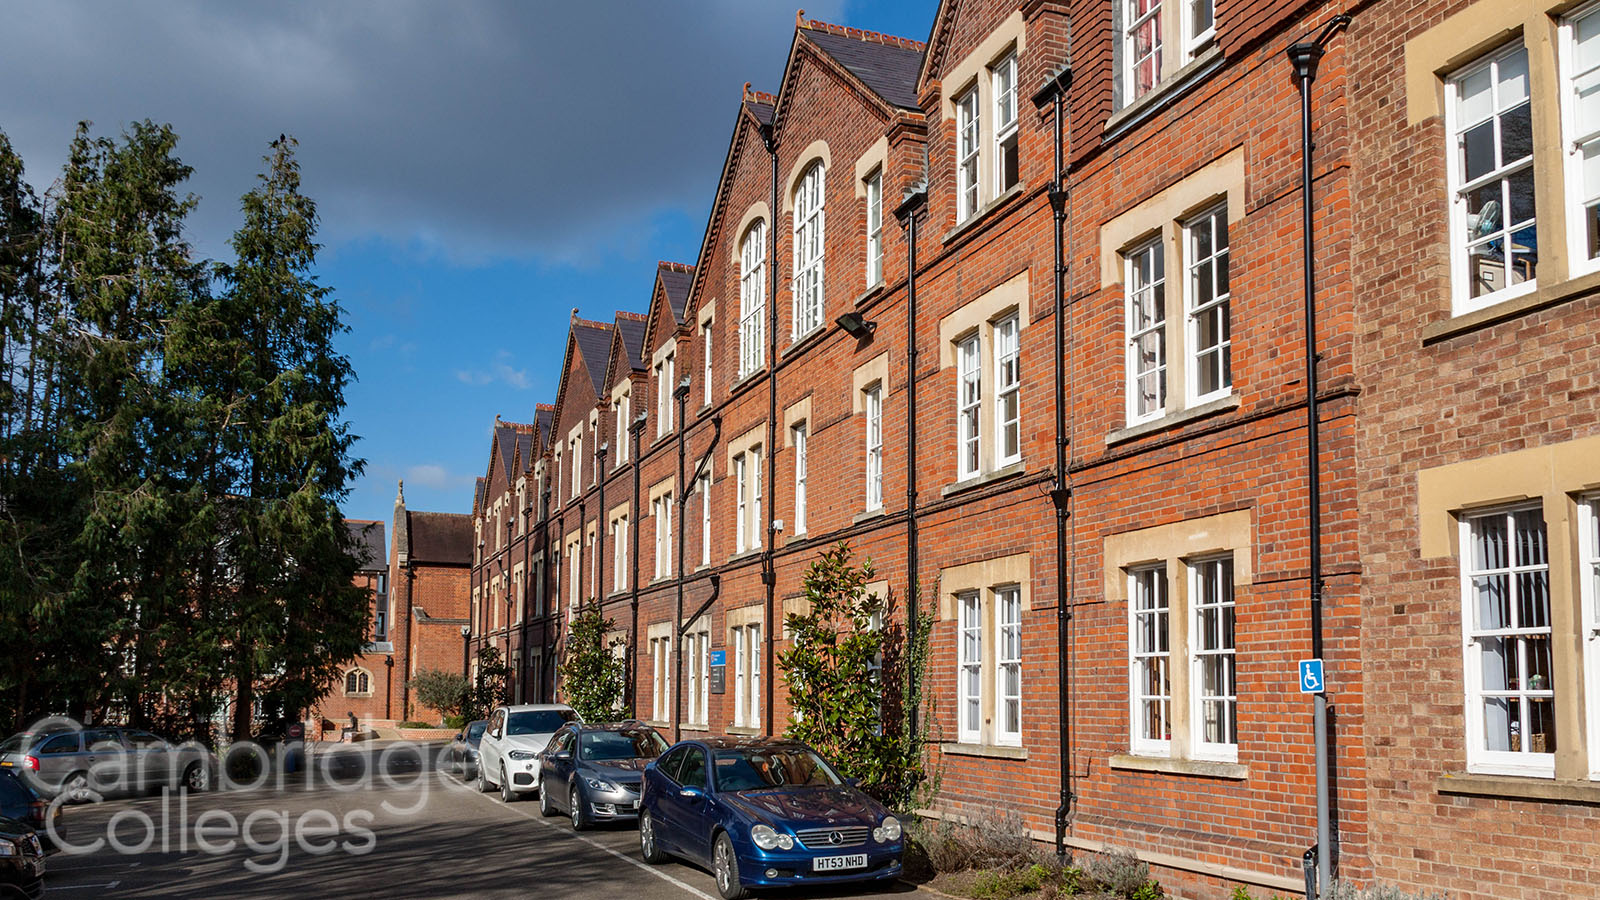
[1436,772,1600,805]
[940,461,1026,498]
[1104,45,1224,142]
[726,726,763,736]
[1421,268,1600,344]
[854,282,886,308]
[940,742,1028,760]
[1105,394,1241,446]
[782,324,830,360]
[649,575,673,586]
[732,368,768,394]
[643,719,670,730]
[940,182,1027,246]
[1109,753,1248,780]
[727,549,763,565]
[852,507,887,525]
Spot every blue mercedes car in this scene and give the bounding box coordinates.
[637,737,903,899]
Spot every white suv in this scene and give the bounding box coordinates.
[476,704,578,802]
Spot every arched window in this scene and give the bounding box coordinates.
[739,222,767,377]
[791,162,826,338]
[345,669,371,695]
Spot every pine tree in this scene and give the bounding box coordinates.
[205,136,365,740]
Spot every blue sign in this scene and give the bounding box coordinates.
[709,650,726,667]
[1298,658,1326,694]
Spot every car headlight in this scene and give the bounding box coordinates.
[873,815,902,843]
[750,824,794,851]
[584,777,617,792]
[0,841,16,858]
[508,750,538,761]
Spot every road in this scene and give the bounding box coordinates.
[39,743,927,900]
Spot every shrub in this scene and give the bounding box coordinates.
[910,810,1050,875]
[396,721,433,729]
[443,714,466,729]
[557,607,629,721]
[411,669,469,721]
[1084,851,1159,899]
[1327,883,1450,900]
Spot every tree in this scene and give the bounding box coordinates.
[465,646,512,721]
[779,543,932,810]
[411,669,470,724]
[558,607,629,722]
[199,136,365,740]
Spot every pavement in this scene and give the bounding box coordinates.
[38,742,929,900]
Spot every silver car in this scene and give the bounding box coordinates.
[0,727,212,800]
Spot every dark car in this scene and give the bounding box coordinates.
[0,816,45,900]
[0,727,210,800]
[536,721,667,830]
[637,737,903,900]
[0,772,57,853]
[448,720,488,779]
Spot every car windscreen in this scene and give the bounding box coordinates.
[506,710,577,735]
[0,735,27,754]
[466,722,488,742]
[579,729,668,762]
[712,747,843,792]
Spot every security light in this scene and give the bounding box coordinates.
[836,311,876,338]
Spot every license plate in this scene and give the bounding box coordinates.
[631,799,640,809]
[0,760,11,766]
[813,854,867,872]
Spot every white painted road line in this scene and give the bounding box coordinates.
[45,882,119,891]
[471,790,716,900]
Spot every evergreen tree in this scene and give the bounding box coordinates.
[558,608,628,722]
[205,136,365,740]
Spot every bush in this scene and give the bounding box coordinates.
[1326,883,1450,900]
[557,607,628,721]
[443,714,466,730]
[1083,851,1161,899]
[397,721,433,729]
[910,810,1052,875]
[411,669,469,721]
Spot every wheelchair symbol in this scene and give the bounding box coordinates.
[1299,659,1325,694]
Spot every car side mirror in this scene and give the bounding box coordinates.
[455,733,463,741]
[678,785,705,801]
[553,751,571,761]
[844,776,861,788]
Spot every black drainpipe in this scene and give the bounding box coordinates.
[760,121,779,737]
[1032,63,1074,862]
[628,413,646,714]
[893,183,928,739]
[1287,15,1349,897]
[596,440,608,613]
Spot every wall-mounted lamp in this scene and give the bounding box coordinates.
[836,311,876,339]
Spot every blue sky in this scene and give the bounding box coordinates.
[0,0,936,536]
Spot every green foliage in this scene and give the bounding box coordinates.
[412,669,470,722]
[1083,852,1159,899]
[1327,883,1450,900]
[779,542,932,810]
[972,863,1057,900]
[0,125,363,739]
[396,721,433,730]
[466,646,512,721]
[558,607,629,722]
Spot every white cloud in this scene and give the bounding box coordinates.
[454,350,529,389]
[404,463,466,491]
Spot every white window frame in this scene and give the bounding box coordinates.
[653,496,672,580]
[1123,0,1164,103]
[740,223,767,376]
[1184,205,1232,405]
[1129,565,1172,757]
[865,384,883,511]
[1460,505,1556,777]
[570,436,582,499]
[656,351,676,438]
[687,629,709,728]
[992,52,1019,196]
[614,392,630,465]
[993,314,1021,466]
[1185,0,1215,58]
[957,592,982,744]
[1580,493,1600,779]
[793,423,808,534]
[865,169,884,286]
[957,334,982,480]
[792,162,826,340]
[651,635,672,723]
[735,453,750,553]
[956,87,981,222]
[734,623,762,728]
[1125,238,1168,424]
[1562,5,1600,278]
[1190,557,1237,761]
[1446,43,1537,313]
[612,515,628,594]
[701,321,714,406]
[700,474,712,568]
[995,585,1023,746]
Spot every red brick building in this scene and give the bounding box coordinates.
[386,483,474,724]
[311,519,391,736]
[455,0,1600,895]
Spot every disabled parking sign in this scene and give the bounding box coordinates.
[1299,658,1326,694]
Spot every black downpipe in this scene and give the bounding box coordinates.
[893,184,928,740]
[596,442,608,613]
[761,123,779,737]
[1032,64,1074,862]
[673,380,690,742]
[628,416,647,713]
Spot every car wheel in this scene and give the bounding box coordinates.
[539,776,558,817]
[713,832,746,900]
[639,810,667,864]
[500,767,517,803]
[62,771,91,804]
[476,763,491,793]
[182,761,209,792]
[570,784,589,831]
